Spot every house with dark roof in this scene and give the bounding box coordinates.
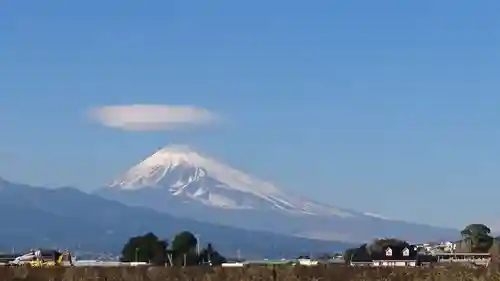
[351,245,419,267]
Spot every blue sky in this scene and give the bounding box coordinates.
[0,0,499,228]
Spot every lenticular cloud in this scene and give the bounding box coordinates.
[88,104,219,131]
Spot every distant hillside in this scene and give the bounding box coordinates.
[0,178,354,258]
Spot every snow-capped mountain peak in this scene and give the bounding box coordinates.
[110,144,282,194]
[98,145,457,243]
[108,144,356,217]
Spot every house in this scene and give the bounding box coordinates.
[351,245,418,267]
[402,247,410,256]
[385,247,393,257]
[372,246,417,267]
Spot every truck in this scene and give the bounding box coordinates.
[9,249,74,267]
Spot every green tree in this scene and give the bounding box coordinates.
[460,224,493,253]
[342,248,357,264]
[343,243,371,263]
[461,224,491,237]
[171,231,199,266]
[120,232,168,265]
[151,240,168,265]
[171,231,198,254]
[368,238,409,255]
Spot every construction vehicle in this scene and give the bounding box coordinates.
[9,249,74,267]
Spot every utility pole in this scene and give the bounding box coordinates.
[135,248,139,262]
[195,234,201,256]
[166,253,173,267]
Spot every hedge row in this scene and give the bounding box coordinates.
[1,265,500,281]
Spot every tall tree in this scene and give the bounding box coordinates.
[460,224,493,253]
[151,240,168,265]
[171,231,198,254]
[461,224,491,237]
[171,231,199,266]
[120,232,168,264]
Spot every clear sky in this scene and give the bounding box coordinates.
[1,0,499,229]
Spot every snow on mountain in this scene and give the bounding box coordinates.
[108,145,357,217]
[100,144,458,243]
[363,212,389,219]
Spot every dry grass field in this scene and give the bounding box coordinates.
[2,265,500,281]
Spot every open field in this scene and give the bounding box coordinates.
[1,265,500,281]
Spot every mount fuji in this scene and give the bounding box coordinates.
[96,145,458,243]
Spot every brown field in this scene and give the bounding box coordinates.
[2,265,500,281]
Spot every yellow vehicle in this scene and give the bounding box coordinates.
[10,249,73,267]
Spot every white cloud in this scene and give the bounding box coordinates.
[87,104,220,131]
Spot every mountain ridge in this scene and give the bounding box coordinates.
[0,176,353,258]
[97,144,459,243]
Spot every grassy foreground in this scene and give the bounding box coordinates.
[2,265,500,281]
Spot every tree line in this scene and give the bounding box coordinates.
[343,223,500,263]
[120,231,226,266]
[120,223,500,265]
